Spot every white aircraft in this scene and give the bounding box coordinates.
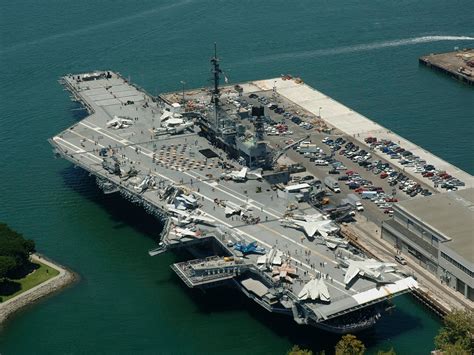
[173,226,201,239]
[222,167,263,182]
[321,234,348,250]
[133,175,155,193]
[106,116,134,129]
[257,248,284,267]
[280,214,339,238]
[167,206,215,226]
[297,278,330,302]
[154,117,193,135]
[174,194,198,210]
[225,167,248,182]
[222,200,252,216]
[342,258,397,285]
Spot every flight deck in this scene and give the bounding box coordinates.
[50,68,420,333]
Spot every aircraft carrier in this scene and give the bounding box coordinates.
[50,48,418,333]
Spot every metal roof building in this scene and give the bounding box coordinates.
[382,188,474,301]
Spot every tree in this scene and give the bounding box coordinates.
[335,334,365,355]
[377,348,396,355]
[287,345,313,355]
[0,223,35,272]
[434,309,473,354]
[442,342,471,355]
[0,256,17,280]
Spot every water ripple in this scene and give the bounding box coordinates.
[0,0,194,55]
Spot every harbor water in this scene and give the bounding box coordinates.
[0,0,473,353]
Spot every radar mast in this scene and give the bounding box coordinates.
[210,43,222,128]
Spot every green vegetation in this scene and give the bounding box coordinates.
[287,310,474,355]
[0,260,59,301]
[0,222,60,302]
[287,345,313,355]
[0,222,36,279]
[434,309,474,355]
[335,334,365,355]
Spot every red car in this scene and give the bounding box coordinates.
[346,170,355,175]
[380,172,388,179]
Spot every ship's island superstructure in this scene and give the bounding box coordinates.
[50,49,418,333]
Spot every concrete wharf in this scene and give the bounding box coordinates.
[419,49,474,85]
[51,69,473,333]
[242,78,473,190]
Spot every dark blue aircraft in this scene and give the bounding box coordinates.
[234,241,266,255]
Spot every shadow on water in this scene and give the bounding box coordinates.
[68,101,89,122]
[169,269,423,353]
[60,165,163,240]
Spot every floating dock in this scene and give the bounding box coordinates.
[419,49,474,85]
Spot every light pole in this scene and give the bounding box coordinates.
[180,80,186,105]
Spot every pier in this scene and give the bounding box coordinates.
[419,49,474,85]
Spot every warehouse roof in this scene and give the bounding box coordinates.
[396,188,474,263]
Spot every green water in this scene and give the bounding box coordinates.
[0,0,473,353]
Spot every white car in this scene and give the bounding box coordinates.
[314,160,329,166]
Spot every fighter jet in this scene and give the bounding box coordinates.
[234,241,266,255]
[133,175,155,193]
[256,248,284,266]
[272,263,298,283]
[172,226,202,239]
[106,115,134,129]
[167,206,215,226]
[297,278,330,302]
[318,234,348,250]
[221,167,263,182]
[174,194,198,210]
[280,214,339,239]
[222,200,252,216]
[342,258,397,285]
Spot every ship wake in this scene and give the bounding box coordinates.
[238,35,474,64]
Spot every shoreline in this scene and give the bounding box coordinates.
[0,253,78,326]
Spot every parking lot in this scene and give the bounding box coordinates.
[241,90,449,225]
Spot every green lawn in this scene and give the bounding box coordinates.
[1,260,60,302]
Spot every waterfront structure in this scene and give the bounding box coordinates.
[382,188,474,301]
[48,51,473,332]
[419,49,474,85]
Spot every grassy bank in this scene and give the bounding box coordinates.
[0,261,60,302]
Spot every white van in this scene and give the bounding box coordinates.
[314,160,328,166]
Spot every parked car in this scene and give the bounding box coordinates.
[395,255,407,265]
